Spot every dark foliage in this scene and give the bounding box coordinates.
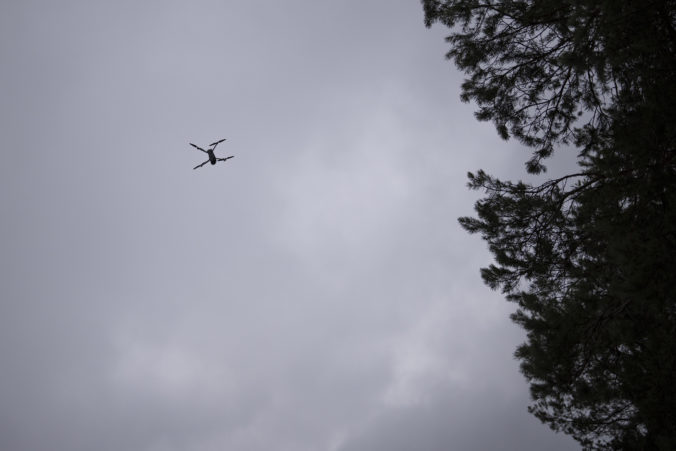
[423,0,676,448]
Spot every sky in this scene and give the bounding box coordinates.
[1,1,579,450]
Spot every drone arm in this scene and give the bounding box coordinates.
[216,156,234,162]
[193,160,209,170]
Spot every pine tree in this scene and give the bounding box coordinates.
[423,1,676,448]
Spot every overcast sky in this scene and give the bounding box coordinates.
[1,1,579,450]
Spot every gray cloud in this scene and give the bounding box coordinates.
[1,1,578,450]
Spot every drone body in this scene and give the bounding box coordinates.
[189,138,234,170]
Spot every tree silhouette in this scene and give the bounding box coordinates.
[423,0,676,448]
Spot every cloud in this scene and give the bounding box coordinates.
[1,1,579,450]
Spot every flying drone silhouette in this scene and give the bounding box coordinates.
[189,138,234,170]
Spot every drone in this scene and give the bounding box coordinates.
[189,138,234,170]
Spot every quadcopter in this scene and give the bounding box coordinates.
[189,138,234,170]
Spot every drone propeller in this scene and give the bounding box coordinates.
[209,138,226,147]
[190,143,208,153]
